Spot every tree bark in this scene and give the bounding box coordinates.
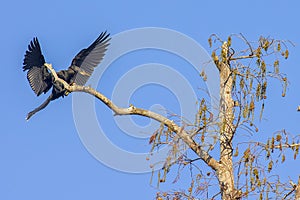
[296,176,300,200]
[217,42,241,199]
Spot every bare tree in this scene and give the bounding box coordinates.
[44,34,299,200]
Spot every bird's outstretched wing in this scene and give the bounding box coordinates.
[69,31,110,85]
[23,38,52,96]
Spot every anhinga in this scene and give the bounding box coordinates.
[23,32,110,120]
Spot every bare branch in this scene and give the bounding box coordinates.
[229,54,257,61]
[239,33,254,56]
[44,63,220,171]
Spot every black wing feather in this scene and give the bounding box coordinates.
[23,37,52,96]
[23,38,45,71]
[70,31,110,85]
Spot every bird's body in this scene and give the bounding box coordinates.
[23,32,110,120]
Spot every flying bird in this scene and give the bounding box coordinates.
[23,32,110,120]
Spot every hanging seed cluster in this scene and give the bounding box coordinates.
[194,98,210,143]
[149,123,173,152]
[264,131,300,162]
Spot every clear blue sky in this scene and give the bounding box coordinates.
[1,0,300,199]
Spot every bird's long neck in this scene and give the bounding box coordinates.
[26,94,53,120]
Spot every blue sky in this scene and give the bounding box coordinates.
[1,0,300,199]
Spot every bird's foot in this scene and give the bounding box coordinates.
[64,82,75,96]
[65,90,70,96]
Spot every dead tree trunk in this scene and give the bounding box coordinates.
[296,176,300,200]
[217,42,241,200]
